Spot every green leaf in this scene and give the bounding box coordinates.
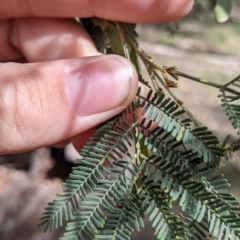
[214,0,232,23]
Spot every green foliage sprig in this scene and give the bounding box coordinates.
[39,5,240,240]
[219,76,240,136]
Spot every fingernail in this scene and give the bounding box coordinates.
[65,57,133,116]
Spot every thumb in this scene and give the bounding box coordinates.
[0,55,138,154]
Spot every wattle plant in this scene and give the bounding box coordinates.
[39,1,240,239]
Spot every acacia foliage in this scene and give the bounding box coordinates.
[40,5,240,240]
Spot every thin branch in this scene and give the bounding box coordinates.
[177,71,240,96]
[153,71,201,127]
[116,22,130,60]
[223,75,240,88]
[125,32,166,73]
[124,26,201,127]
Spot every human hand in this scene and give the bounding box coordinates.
[0,0,193,154]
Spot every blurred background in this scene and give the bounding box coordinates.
[1,1,240,239]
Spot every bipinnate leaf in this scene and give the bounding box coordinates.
[39,14,240,240]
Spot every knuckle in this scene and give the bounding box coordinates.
[0,64,46,152]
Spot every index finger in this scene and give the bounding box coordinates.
[1,0,194,23]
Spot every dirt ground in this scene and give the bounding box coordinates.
[1,7,240,240]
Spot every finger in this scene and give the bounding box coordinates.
[0,55,138,154]
[0,18,99,62]
[53,139,71,148]
[72,128,96,151]
[0,20,23,62]
[1,0,194,23]
[71,82,158,153]
[0,17,101,151]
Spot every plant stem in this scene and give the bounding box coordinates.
[124,26,201,127]
[223,75,240,88]
[153,70,201,127]
[177,71,240,95]
[116,22,130,60]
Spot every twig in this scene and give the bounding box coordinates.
[124,25,201,127]
[177,71,240,96]
[154,71,201,127]
[116,22,130,60]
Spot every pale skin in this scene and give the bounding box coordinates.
[0,0,194,154]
